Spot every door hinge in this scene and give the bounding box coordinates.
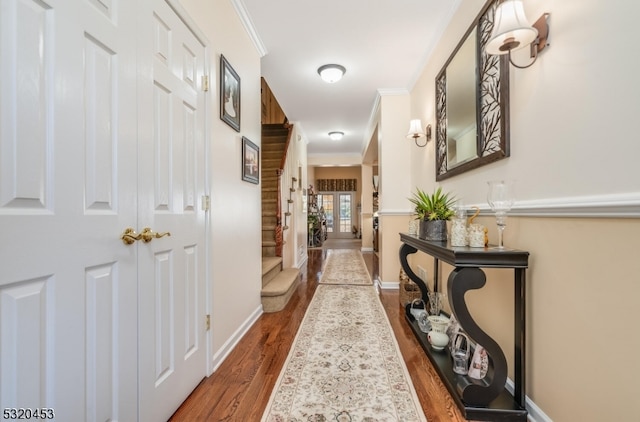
[205,314,210,331]
[202,75,209,92]
[201,195,210,211]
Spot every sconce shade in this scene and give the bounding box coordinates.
[406,119,425,139]
[486,0,538,55]
[328,131,344,141]
[317,64,346,83]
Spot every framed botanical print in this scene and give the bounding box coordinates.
[220,55,240,131]
[242,137,259,184]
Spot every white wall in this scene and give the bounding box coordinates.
[179,0,263,366]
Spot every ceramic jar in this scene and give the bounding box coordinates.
[427,330,449,351]
[450,206,468,247]
[427,315,450,351]
[468,224,485,248]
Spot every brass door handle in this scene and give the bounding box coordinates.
[140,227,171,243]
[121,228,143,245]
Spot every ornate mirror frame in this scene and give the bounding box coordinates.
[435,0,510,181]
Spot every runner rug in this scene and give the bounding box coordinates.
[260,284,427,421]
[319,249,373,285]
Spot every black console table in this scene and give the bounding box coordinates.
[399,233,529,421]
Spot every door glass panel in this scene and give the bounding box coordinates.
[338,193,351,233]
[318,194,334,233]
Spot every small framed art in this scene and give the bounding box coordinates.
[220,55,240,131]
[242,136,259,184]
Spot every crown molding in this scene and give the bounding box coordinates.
[230,0,268,57]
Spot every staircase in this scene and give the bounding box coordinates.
[260,123,300,313]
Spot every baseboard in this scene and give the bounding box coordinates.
[377,279,400,290]
[211,304,263,372]
[361,247,374,252]
[505,378,552,422]
[296,254,308,270]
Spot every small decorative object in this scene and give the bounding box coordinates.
[408,187,456,241]
[241,137,259,184]
[487,180,515,248]
[451,332,471,375]
[468,345,489,379]
[408,219,419,235]
[427,315,450,351]
[427,291,445,316]
[468,224,486,248]
[409,298,426,320]
[220,55,241,131]
[446,313,462,349]
[450,204,468,246]
[417,312,431,334]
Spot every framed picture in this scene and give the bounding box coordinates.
[242,137,259,184]
[220,55,240,131]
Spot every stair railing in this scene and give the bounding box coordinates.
[274,122,293,257]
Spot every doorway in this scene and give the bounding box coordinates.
[317,192,355,239]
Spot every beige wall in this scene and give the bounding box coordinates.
[394,0,640,420]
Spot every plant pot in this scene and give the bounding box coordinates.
[419,219,448,241]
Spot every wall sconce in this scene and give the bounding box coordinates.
[485,0,550,69]
[406,119,431,147]
[317,64,346,83]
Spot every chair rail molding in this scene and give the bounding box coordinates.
[467,192,640,218]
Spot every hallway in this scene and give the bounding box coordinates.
[170,249,466,421]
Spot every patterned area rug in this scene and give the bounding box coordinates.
[319,249,373,285]
[261,284,427,421]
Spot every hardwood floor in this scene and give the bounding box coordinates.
[170,249,468,421]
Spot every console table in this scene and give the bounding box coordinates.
[399,233,529,421]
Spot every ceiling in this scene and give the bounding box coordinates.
[237,0,461,161]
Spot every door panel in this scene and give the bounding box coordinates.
[137,1,207,420]
[1,1,208,420]
[0,0,138,420]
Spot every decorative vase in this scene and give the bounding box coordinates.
[419,219,448,241]
[427,330,449,351]
[427,315,450,351]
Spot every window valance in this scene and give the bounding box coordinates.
[315,179,357,192]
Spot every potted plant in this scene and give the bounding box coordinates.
[409,187,456,241]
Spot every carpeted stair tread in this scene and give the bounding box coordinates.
[262,257,282,276]
[261,268,300,297]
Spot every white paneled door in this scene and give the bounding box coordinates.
[138,1,208,421]
[0,1,208,421]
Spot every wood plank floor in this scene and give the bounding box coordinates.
[170,249,468,421]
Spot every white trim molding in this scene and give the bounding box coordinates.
[505,378,553,422]
[467,192,640,218]
[211,305,263,372]
[230,0,268,57]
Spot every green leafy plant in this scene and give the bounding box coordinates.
[409,187,456,221]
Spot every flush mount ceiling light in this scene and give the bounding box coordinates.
[317,64,346,83]
[328,131,344,141]
[485,0,550,69]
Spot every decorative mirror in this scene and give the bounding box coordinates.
[435,0,509,181]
